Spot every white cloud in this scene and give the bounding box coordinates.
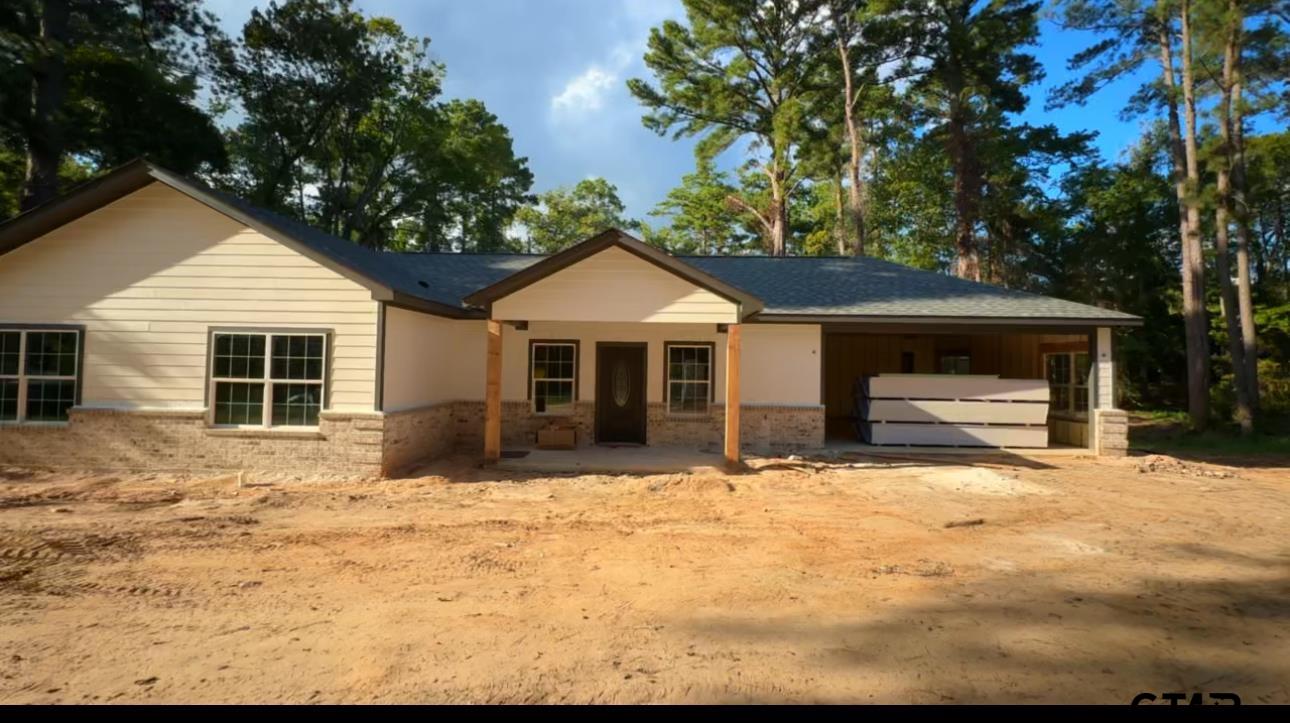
[550,65,619,112]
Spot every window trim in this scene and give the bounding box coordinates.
[0,324,85,425]
[1044,350,1090,417]
[205,327,331,429]
[527,339,580,416]
[663,341,716,415]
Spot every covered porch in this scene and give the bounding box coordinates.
[463,231,776,468]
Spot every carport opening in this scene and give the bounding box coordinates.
[822,329,1093,450]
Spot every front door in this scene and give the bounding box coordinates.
[595,343,646,444]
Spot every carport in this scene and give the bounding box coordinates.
[820,321,1121,452]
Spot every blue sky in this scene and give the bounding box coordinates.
[205,0,1161,220]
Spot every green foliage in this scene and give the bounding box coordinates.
[0,0,227,213]
[628,0,831,253]
[209,0,532,250]
[515,178,634,253]
[649,159,748,255]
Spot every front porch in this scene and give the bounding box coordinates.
[495,445,726,474]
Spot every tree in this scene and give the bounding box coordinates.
[211,0,532,250]
[821,0,887,255]
[1205,0,1257,432]
[874,0,1045,281]
[629,0,829,255]
[1054,0,1211,430]
[2,0,227,213]
[515,178,634,253]
[650,158,745,255]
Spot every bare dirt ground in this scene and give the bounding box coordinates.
[1,451,1287,704]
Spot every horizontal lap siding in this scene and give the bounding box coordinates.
[491,246,738,323]
[0,183,379,411]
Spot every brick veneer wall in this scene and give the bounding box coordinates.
[452,400,826,454]
[0,401,827,477]
[381,402,458,475]
[0,407,385,476]
[1094,408,1129,457]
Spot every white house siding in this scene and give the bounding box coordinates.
[741,323,821,405]
[382,307,483,411]
[384,319,821,407]
[490,246,739,324]
[0,183,380,412]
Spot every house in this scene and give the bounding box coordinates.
[0,161,1140,476]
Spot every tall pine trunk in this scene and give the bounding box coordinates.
[1229,15,1260,415]
[1159,4,1209,430]
[838,37,865,256]
[947,96,982,281]
[20,0,70,211]
[1214,0,1253,433]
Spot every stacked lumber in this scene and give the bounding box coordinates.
[855,374,1050,447]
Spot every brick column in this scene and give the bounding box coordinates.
[1092,327,1128,456]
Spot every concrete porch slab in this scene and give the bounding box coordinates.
[824,441,1092,457]
[496,446,726,474]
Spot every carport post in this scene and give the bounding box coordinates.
[724,323,741,466]
[484,319,502,462]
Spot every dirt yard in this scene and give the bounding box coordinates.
[1,451,1287,704]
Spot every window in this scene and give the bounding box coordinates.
[0,328,81,423]
[939,353,971,375]
[1045,351,1090,416]
[530,341,577,415]
[666,343,713,414]
[209,331,326,427]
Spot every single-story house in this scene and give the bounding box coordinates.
[0,161,1139,476]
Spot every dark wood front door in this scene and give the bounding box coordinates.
[595,343,646,444]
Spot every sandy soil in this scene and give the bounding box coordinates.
[0,451,1287,704]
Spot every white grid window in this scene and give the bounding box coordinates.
[210,332,326,428]
[0,328,80,423]
[1045,351,1090,416]
[531,342,576,415]
[666,344,712,414]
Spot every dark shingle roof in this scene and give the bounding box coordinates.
[388,252,1138,323]
[682,255,1140,322]
[0,160,1140,325]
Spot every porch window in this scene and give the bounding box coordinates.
[0,328,82,423]
[1045,351,1090,416]
[938,353,971,375]
[209,331,326,427]
[665,343,713,414]
[530,341,577,415]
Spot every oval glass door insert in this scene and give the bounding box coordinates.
[612,361,630,407]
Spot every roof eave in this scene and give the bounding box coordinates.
[748,313,1143,328]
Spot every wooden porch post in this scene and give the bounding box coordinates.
[724,323,741,466]
[484,319,502,462]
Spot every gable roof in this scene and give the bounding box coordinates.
[0,160,1141,327]
[0,160,467,317]
[461,228,764,318]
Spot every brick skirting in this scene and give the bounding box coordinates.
[1,401,828,476]
[0,407,385,477]
[451,400,826,454]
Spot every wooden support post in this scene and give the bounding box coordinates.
[724,323,741,466]
[484,319,502,462]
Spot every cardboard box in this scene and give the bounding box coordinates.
[536,425,577,450]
